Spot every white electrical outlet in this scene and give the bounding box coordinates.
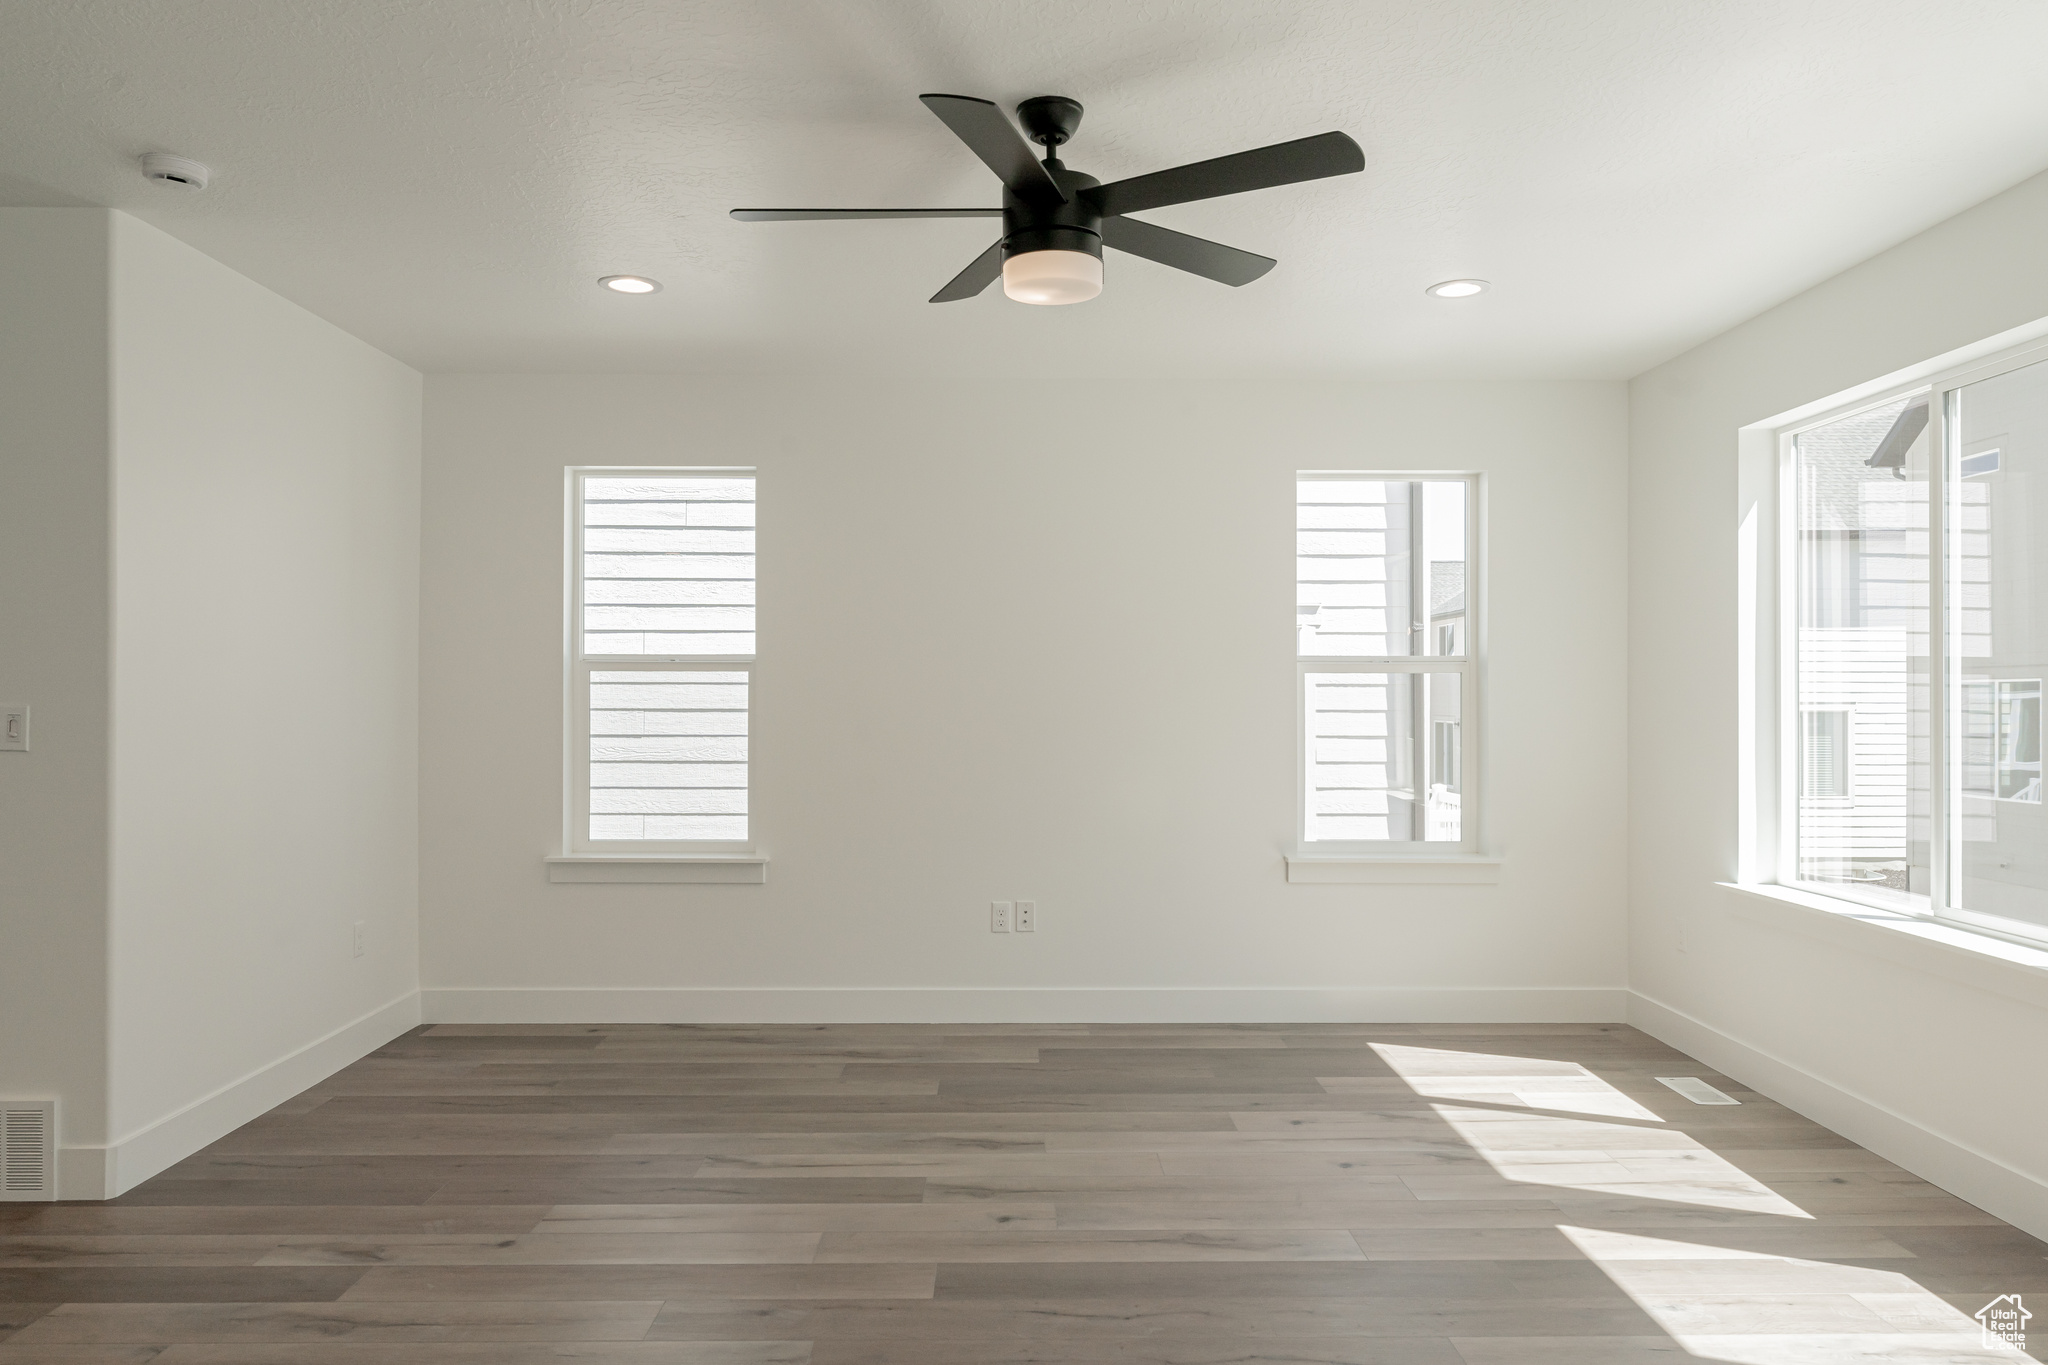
[1015,900,1035,932]
[0,706,26,753]
[352,921,366,959]
[990,901,1012,933]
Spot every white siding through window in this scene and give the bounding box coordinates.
[582,477,755,655]
[1297,480,1398,657]
[589,671,748,841]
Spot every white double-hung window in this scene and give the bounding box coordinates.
[1297,473,1480,853]
[567,468,754,853]
[1771,341,2048,946]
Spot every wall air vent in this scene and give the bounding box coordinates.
[1,1100,57,1200]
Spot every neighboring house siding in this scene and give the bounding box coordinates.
[1797,626,1910,862]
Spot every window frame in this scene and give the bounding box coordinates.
[1295,469,1484,857]
[564,465,756,857]
[1766,337,2048,948]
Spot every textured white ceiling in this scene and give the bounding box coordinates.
[6,0,2048,377]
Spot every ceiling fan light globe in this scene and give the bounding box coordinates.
[1002,249,1102,305]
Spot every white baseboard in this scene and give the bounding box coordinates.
[57,991,420,1200]
[420,986,1628,1025]
[1628,990,2048,1243]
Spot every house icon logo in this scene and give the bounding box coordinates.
[1977,1294,2029,1349]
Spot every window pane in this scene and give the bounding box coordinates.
[1304,672,1462,842]
[1297,479,1466,657]
[1422,481,1468,656]
[584,476,754,655]
[1949,357,2048,935]
[589,670,747,842]
[1791,397,1930,907]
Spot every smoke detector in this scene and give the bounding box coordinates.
[140,153,209,190]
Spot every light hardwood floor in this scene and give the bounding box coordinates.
[3,1022,2043,1363]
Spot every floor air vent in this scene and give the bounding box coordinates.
[1,1100,56,1200]
[1656,1076,1740,1105]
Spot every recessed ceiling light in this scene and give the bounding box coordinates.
[1426,278,1488,298]
[600,275,661,294]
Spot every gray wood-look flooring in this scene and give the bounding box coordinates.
[3,1022,2043,1363]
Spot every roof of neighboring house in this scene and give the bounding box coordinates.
[1797,397,1926,532]
[1431,562,1466,619]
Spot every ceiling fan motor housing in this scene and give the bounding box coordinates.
[1002,163,1102,264]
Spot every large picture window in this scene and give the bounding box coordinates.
[1297,473,1480,852]
[1778,345,2048,944]
[567,468,754,852]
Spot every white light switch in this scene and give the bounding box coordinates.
[0,706,25,752]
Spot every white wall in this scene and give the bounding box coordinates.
[0,210,115,1180]
[95,214,423,1192]
[421,376,1628,1021]
[0,210,421,1197]
[1629,169,2048,1238]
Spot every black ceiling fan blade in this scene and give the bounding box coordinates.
[919,94,1067,202]
[1099,215,1275,286]
[1084,131,1363,217]
[929,241,1004,303]
[730,208,1001,221]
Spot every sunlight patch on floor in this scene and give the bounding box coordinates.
[1554,1225,2029,1363]
[1367,1044,1663,1118]
[1558,1226,1801,1259]
[1368,1043,1815,1218]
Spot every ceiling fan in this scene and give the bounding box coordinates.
[732,94,1364,305]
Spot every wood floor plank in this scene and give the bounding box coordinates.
[0,1211,546,1237]
[930,1259,1626,1299]
[0,1238,274,1269]
[254,1233,821,1267]
[0,1346,168,1364]
[1454,1335,2023,1364]
[147,1346,808,1364]
[1052,1201,1576,1231]
[600,1133,1051,1156]
[383,1035,605,1050]
[922,1177,1428,1204]
[7,1300,665,1344]
[0,1305,58,1342]
[805,1337,1460,1365]
[99,1182,448,1208]
[686,1154,1166,1183]
[535,1204,1057,1233]
[337,1264,936,1301]
[156,1157,724,1184]
[316,1083,943,1112]
[651,1295,1670,1339]
[0,1268,368,1303]
[422,1179,928,1207]
[1346,1226,1920,1261]
[814,1228,1366,1262]
[565,1112,1241,1134]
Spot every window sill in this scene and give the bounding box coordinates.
[1714,882,2048,1004]
[546,855,767,884]
[1286,856,1501,885]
